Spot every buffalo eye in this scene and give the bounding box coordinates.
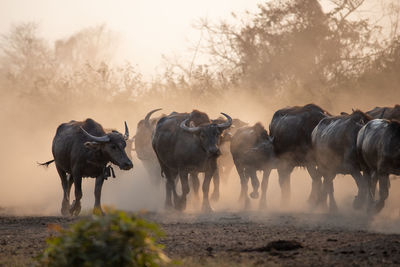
[111,144,117,150]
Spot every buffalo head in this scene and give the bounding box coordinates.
[81,121,133,170]
[249,135,275,163]
[180,113,232,157]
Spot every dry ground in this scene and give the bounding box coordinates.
[1,211,400,266]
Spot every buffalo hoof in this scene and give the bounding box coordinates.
[174,197,187,211]
[373,201,385,214]
[61,201,70,216]
[164,199,174,210]
[315,195,328,210]
[307,195,319,207]
[250,191,259,199]
[93,207,105,216]
[164,204,174,211]
[352,196,365,210]
[70,200,81,216]
[210,192,220,202]
[202,202,213,213]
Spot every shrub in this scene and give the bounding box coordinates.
[37,210,170,267]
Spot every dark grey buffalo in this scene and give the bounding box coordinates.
[230,123,275,209]
[189,117,248,202]
[134,109,165,186]
[152,110,232,212]
[311,110,372,211]
[212,117,248,182]
[357,119,400,214]
[269,104,330,205]
[40,118,133,215]
[366,105,400,120]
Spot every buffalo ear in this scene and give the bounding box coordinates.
[84,141,101,150]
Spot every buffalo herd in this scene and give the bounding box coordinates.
[40,104,400,216]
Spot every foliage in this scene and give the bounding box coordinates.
[0,0,399,114]
[197,0,389,102]
[37,210,170,267]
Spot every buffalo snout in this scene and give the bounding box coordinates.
[208,147,221,156]
[120,160,133,170]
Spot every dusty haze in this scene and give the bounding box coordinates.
[1,89,400,233]
[1,0,400,236]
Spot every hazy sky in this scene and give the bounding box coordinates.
[0,0,263,77]
[0,0,393,78]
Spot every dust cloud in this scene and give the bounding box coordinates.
[1,0,400,236]
[1,88,399,233]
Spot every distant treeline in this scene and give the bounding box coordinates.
[0,0,399,115]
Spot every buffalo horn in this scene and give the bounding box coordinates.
[216,113,232,130]
[124,121,129,140]
[144,108,162,129]
[180,119,200,133]
[80,127,110,143]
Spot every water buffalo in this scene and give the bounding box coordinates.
[311,110,372,211]
[39,118,133,215]
[105,128,134,162]
[269,103,330,205]
[188,117,248,202]
[357,119,400,214]
[212,117,248,182]
[230,123,275,209]
[366,105,400,120]
[134,109,165,186]
[152,110,232,212]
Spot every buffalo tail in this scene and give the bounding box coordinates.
[37,159,55,168]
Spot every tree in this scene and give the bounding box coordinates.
[0,22,55,98]
[54,24,119,73]
[198,0,384,104]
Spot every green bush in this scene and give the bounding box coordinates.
[37,210,170,267]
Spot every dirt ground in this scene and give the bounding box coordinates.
[1,211,400,266]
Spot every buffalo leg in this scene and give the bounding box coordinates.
[143,160,161,187]
[366,171,378,211]
[56,165,70,216]
[165,178,173,209]
[165,172,178,209]
[351,170,367,210]
[318,174,330,210]
[94,175,105,215]
[306,164,322,206]
[211,169,220,202]
[189,172,200,199]
[202,161,217,212]
[259,168,271,210]
[370,171,379,202]
[67,174,74,200]
[70,169,82,216]
[375,173,390,213]
[248,169,260,199]
[235,164,250,209]
[318,173,337,212]
[177,171,190,211]
[277,166,292,206]
[326,176,338,212]
[159,163,177,209]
